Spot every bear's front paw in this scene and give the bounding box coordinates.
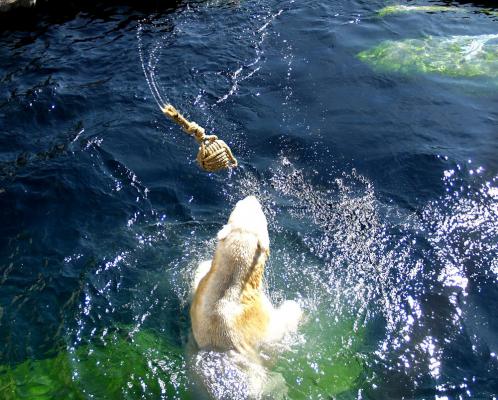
[278,300,302,333]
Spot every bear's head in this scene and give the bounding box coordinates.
[217,196,270,255]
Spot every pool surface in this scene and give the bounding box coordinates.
[0,0,497,398]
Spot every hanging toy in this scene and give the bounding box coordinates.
[161,104,238,173]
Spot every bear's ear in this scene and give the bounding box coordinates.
[217,224,232,241]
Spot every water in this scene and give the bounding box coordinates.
[0,0,497,398]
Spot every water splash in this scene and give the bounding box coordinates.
[137,3,289,113]
[137,22,168,110]
[216,8,284,105]
[2,150,496,398]
[224,156,498,396]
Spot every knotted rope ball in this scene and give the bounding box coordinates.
[162,104,238,173]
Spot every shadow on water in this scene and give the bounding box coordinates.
[0,0,186,32]
[446,0,498,9]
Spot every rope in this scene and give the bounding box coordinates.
[161,104,238,173]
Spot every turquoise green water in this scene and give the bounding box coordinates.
[1,0,497,398]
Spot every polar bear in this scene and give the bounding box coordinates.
[189,196,302,398]
[190,196,302,357]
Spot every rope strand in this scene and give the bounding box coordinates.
[138,24,237,173]
[161,104,238,172]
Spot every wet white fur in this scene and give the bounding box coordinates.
[189,196,302,398]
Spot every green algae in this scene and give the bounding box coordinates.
[274,314,365,399]
[0,328,190,400]
[377,5,462,17]
[358,34,498,79]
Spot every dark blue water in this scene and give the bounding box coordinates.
[1,0,497,399]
